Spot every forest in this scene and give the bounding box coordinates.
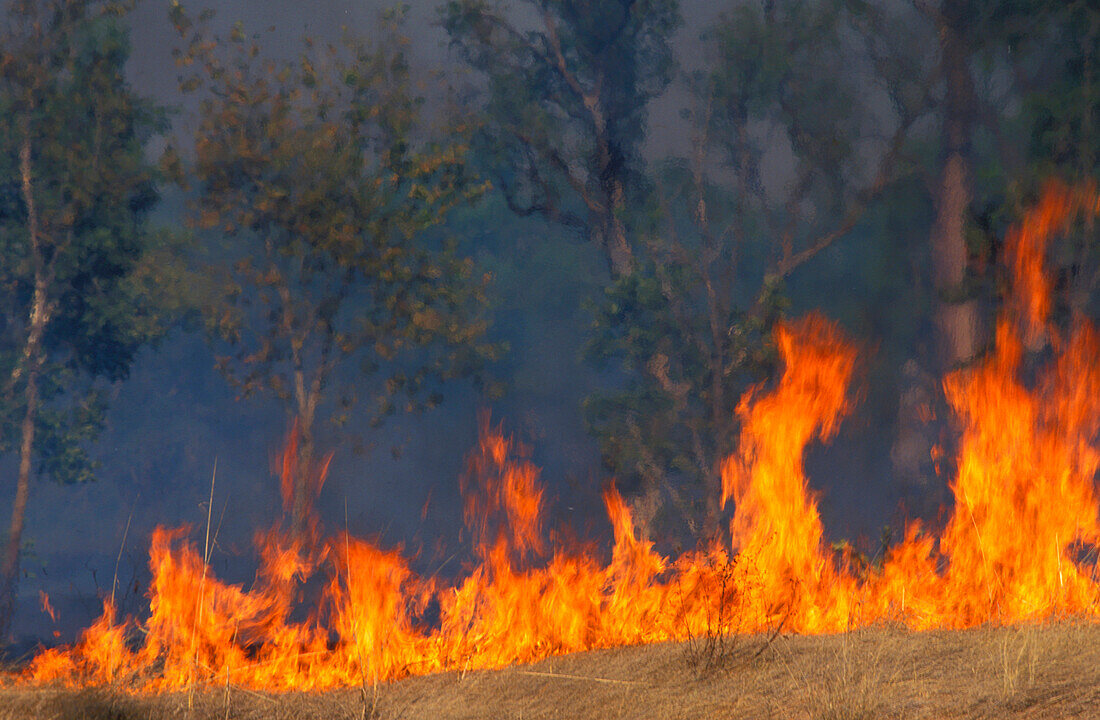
[0,0,1098,660]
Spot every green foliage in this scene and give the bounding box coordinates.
[169,6,498,447]
[442,0,681,273]
[937,1,1100,325]
[584,252,783,532]
[0,0,167,485]
[582,0,916,533]
[1009,2,1100,320]
[706,0,860,181]
[691,0,922,266]
[33,388,107,486]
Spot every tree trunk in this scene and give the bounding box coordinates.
[930,2,981,370]
[603,177,634,278]
[629,481,662,541]
[0,358,42,644]
[590,102,633,278]
[893,1,978,522]
[291,417,315,542]
[290,365,317,544]
[1,129,49,645]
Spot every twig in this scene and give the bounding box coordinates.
[202,459,217,567]
[512,670,647,686]
[223,662,230,720]
[345,499,376,720]
[195,661,278,704]
[188,459,217,710]
[752,603,791,661]
[218,683,277,705]
[961,489,997,612]
[224,620,238,720]
[109,496,137,609]
[423,553,457,583]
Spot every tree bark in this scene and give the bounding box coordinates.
[540,9,635,279]
[1,128,49,645]
[893,0,979,522]
[601,175,634,278]
[588,117,634,278]
[290,367,318,544]
[291,421,314,542]
[0,349,42,644]
[930,1,981,370]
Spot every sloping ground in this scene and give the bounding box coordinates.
[2,622,1099,719]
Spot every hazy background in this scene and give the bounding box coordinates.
[4,0,972,649]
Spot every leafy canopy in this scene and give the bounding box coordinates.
[167,5,498,449]
[0,0,166,484]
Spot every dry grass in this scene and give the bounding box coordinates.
[2,621,1099,719]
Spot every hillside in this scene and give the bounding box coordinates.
[3,622,1099,719]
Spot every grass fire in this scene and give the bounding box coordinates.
[4,183,1099,708]
[4,2,1100,718]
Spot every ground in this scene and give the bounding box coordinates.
[2,622,1099,719]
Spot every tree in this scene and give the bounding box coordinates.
[584,0,926,537]
[926,0,984,369]
[0,0,165,643]
[1006,0,1100,323]
[907,0,1096,366]
[441,0,681,278]
[1019,2,1100,186]
[168,6,498,540]
[873,0,1100,513]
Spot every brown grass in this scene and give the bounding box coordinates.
[2,621,1099,719]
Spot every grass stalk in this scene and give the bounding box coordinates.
[188,459,217,711]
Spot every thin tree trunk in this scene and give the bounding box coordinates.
[1,128,49,644]
[588,84,632,279]
[0,355,42,644]
[540,11,635,280]
[603,177,634,278]
[930,2,980,370]
[292,422,315,542]
[893,1,978,522]
[291,367,317,544]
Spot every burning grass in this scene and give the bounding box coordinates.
[4,621,1100,719]
[4,182,1100,702]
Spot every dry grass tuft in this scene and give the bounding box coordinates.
[678,556,788,680]
[792,629,895,720]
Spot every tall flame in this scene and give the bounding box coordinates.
[18,181,1100,692]
[721,315,858,632]
[937,181,1100,625]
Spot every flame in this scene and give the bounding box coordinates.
[461,412,545,557]
[39,591,57,624]
[16,181,1100,692]
[870,180,1100,629]
[720,315,859,632]
[934,181,1100,625]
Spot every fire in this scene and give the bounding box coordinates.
[721,315,859,633]
[933,182,1100,625]
[38,591,56,625]
[16,181,1100,692]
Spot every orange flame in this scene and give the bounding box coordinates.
[461,412,545,557]
[17,181,1100,692]
[38,591,57,624]
[935,180,1100,625]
